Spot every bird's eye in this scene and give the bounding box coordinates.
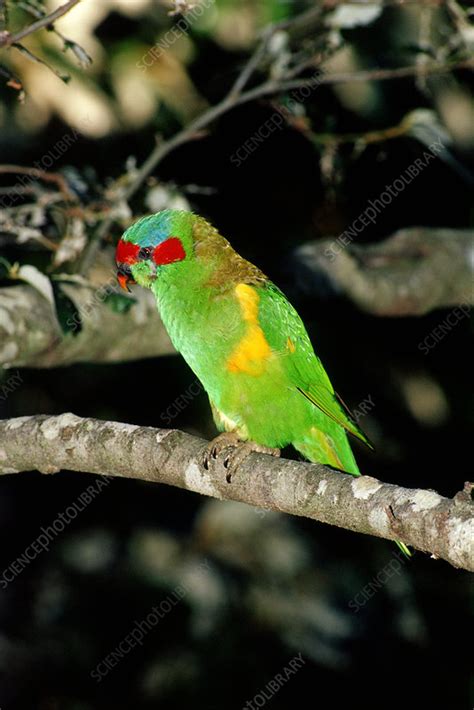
[139,247,152,260]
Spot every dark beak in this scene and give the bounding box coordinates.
[116,263,135,293]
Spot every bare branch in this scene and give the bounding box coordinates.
[293,227,474,316]
[0,281,174,368]
[0,164,77,202]
[2,227,471,369]
[0,414,472,571]
[78,11,474,274]
[227,26,273,100]
[0,0,82,47]
[119,57,474,205]
[303,56,472,83]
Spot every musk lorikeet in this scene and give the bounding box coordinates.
[116,209,410,557]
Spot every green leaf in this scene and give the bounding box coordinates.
[103,292,136,314]
[51,282,83,336]
[0,258,12,281]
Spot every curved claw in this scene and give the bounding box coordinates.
[202,433,280,484]
[222,442,280,483]
[202,432,241,470]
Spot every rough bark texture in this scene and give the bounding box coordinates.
[0,282,174,368]
[1,228,472,369]
[0,414,472,571]
[294,227,474,316]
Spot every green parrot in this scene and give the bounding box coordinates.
[116,209,410,557]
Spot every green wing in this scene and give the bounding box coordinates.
[256,282,373,449]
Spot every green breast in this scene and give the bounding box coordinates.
[152,273,246,397]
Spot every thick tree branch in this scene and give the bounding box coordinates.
[0,414,472,571]
[2,228,472,369]
[293,227,474,316]
[0,282,174,368]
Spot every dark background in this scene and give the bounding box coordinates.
[0,1,473,708]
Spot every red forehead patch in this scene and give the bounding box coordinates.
[116,239,139,264]
[152,237,186,265]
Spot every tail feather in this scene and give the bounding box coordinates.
[394,540,412,558]
[293,426,360,475]
[293,426,412,558]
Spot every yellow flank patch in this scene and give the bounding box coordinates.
[226,284,271,375]
[286,337,296,353]
[235,283,259,321]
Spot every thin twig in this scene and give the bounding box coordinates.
[277,56,474,90]
[270,4,326,34]
[415,2,434,92]
[0,0,81,47]
[79,44,473,273]
[0,165,76,201]
[125,55,474,196]
[332,0,443,5]
[445,0,473,53]
[228,27,273,99]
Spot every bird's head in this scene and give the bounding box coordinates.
[116,209,194,291]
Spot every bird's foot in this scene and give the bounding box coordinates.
[202,432,242,470]
[203,433,280,483]
[223,441,280,483]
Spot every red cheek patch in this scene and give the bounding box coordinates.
[152,237,186,265]
[116,239,139,264]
